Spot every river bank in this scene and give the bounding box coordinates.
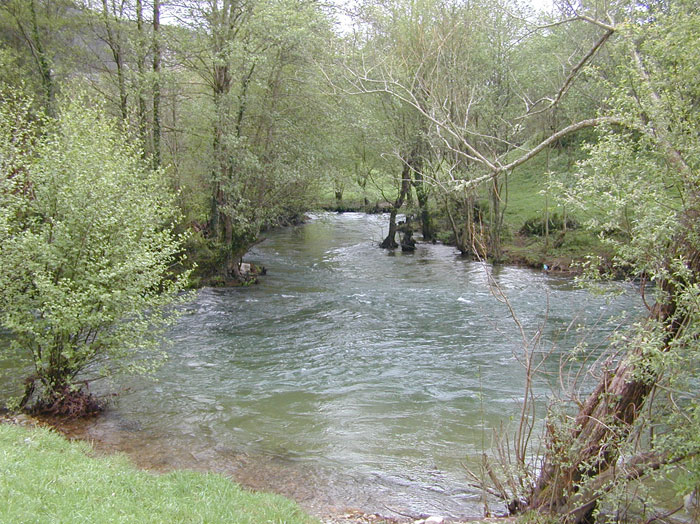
[0,214,642,522]
[318,203,600,275]
[0,414,512,524]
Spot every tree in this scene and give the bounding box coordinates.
[171,0,335,282]
[76,0,162,160]
[0,0,76,114]
[0,92,189,416]
[525,1,700,520]
[340,0,615,259]
[171,0,255,280]
[342,0,437,249]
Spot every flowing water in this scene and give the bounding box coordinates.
[0,212,644,519]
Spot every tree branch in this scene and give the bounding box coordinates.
[525,26,615,117]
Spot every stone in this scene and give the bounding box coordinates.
[425,517,445,524]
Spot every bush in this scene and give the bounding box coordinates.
[0,93,189,415]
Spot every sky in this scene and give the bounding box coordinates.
[331,0,558,34]
[528,0,556,14]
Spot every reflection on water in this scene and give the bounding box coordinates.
[0,213,644,519]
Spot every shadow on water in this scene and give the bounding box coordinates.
[1,213,645,519]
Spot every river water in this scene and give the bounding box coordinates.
[0,212,644,519]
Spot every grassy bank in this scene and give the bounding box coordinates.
[0,422,317,524]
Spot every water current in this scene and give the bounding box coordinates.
[0,212,644,519]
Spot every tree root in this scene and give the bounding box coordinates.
[28,384,104,418]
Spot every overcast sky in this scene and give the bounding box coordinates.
[331,0,559,34]
[528,0,556,14]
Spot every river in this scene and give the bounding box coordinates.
[0,212,644,519]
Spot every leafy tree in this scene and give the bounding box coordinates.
[0,93,189,416]
[523,1,700,520]
[75,0,163,161]
[170,0,336,282]
[339,0,436,248]
[341,0,617,259]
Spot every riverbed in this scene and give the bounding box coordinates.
[0,212,643,519]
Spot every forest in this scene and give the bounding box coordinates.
[0,0,698,523]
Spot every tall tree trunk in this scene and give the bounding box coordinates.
[101,0,128,122]
[527,239,699,522]
[28,0,54,114]
[135,0,148,155]
[465,192,478,256]
[152,0,161,169]
[488,176,504,262]
[334,186,343,203]
[197,0,252,281]
[209,54,235,277]
[235,59,256,138]
[209,87,229,240]
[381,208,401,250]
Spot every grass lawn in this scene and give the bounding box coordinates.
[0,422,318,524]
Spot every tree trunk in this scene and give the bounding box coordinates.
[380,160,412,249]
[488,176,504,262]
[528,358,656,522]
[152,0,161,168]
[28,0,54,114]
[442,191,473,256]
[412,169,434,241]
[209,87,230,257]
[235,59,256,138]
[135,0,148,155]
[101,0,128,122]
[527,251,697,522]
[380,208,400,249]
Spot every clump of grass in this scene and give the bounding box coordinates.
[0,423,318,524]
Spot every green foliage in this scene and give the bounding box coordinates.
[0,92,190,410]
[169,0,338,280]
[563,2,699,281]
[0,45,35,93]
[548,0,700,513]
[0,423,317,524]
[519,212,578,237]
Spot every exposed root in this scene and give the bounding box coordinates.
[28,384,104,418]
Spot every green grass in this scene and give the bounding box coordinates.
[499,150,609,268]
[0,423,318,524]
[316,184,392,211]
[503,150,574,231]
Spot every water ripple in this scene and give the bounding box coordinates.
[29,212,646,519]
